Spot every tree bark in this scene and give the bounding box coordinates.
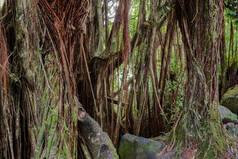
[0,1,32,158]
[174,0,227,157]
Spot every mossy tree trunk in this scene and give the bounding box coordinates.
[174,0,227,158]
[0,0,32,158]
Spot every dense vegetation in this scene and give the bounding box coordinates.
[0,0,237,158]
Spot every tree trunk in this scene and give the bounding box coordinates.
[174,0,227,157]
[0,0,32,158]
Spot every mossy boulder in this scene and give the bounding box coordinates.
[224,122,238,137]
[118,134,176,159]
[218,105,238,123]
[218,105,238,137]
[221,85,238,114]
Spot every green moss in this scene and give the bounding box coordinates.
[221,85,238,114]
[107,141,119,159]
[222,86,238,101]
[118,141,136,159]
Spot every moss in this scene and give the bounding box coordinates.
[221,85,238,114]
[107,141,119,159]
[119,134,167,159]
[222,86,238,100]
[118,140,136,159]
[195,103,228,159]
[169,103,228,159]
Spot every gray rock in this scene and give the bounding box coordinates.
[218,105,238,123]
[118,134,178,159]
[219,105,238,137]
[221,85,238,114]
[75,96,118,159]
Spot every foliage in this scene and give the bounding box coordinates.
[224,0,238,25]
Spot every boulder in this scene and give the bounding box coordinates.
[218,105,238,137]
[118,134,177,159]
[75,97,118,159]
[221,85,238,114]
[224,122,238,137]
[218,105,238,123]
